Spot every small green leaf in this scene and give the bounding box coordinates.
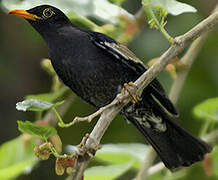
[85,162,133,180]
[193,97,218,121]
[0,137,37,180]
[16,99,64,112]
[25,87,68,102]
[17,121,57,139]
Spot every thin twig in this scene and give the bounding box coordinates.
[169,33,209,104]
[72,9,218,180]
[147,162,165,176]
[73,100,120,124]
[134,147,157,180]
[203,129,218,143]
[44,95,74,126]
[135,8,146,26]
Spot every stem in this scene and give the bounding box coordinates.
[52,107,63,124]
[200,118,212,137]
[135,147,157,180]
[142,0,174,43]
[43,95,75,127]
[52,107,74,128]
[203,129,218,143]
[44,139,73,159]
[169,33,209,104]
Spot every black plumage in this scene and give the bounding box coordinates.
[9,5,211,170]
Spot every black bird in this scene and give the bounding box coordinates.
[9,5,211,170]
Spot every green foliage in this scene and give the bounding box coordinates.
[143,2,168,29]
[211,146,218,177]
[25,87,68,102]
[108,0,126,6]
[95,143,148,169]
[193,97,218,122]
[85,162,133,180]
[67,12,100,30]
[1,0,133,24]
[142,0,196,43]
[151,0,197,16]
[17,121,57,139]
[0,137,37,180]
[16,99,64,112]
[67,143,148,179]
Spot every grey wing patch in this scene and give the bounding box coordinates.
[123,103,167,132]
[104,42,143,64]
[89,31,146,71]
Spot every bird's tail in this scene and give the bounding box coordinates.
[124,107,212,170]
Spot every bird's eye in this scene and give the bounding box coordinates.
[43,8,54,18]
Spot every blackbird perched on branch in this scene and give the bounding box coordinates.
[9,5,211,170]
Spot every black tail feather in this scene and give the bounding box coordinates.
[127,116,212,170]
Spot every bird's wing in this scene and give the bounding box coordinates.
[88,31,144,66]
[88,31,178,116]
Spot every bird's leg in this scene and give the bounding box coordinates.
[77,133,101,157]
[122,81,142,104]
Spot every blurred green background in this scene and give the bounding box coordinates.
[0,0,218,179]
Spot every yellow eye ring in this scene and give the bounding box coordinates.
[43,8,54,18]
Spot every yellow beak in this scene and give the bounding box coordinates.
[8,9,41,21]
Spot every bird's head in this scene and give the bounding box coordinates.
[9,5,71,36]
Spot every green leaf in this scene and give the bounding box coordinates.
[0,137,37,180]
[0,160,36,180]
[25,87,68,102]
[211,146,218,177]
[146,171,163,180]
[2,0,133,24]
[17,121,57,139]
[96,144,148,169]
[193,97,218,121]
[150,0,197,16]
[16,99,64,112]
[84,162,133,180]
[67,143,147,170]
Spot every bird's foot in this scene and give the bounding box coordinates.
[77,133,101,157]
[122,82,142,104]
